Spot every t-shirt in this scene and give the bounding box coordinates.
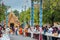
[48,28,53,33]
[5,28,10,34]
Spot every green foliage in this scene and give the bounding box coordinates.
[19,8,39,24]
[19,0,60,25]
[13,10,19,17]
[0,4,5,22]
[19,8,31,24]
[0,2,9,22]
[43,0,60,25]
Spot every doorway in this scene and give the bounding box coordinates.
[10,23,14,28]
[10,23,15,32]
[10,23,14,29]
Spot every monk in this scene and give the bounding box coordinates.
[19,27,23,35]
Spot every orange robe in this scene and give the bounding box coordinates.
[19,28,23,35]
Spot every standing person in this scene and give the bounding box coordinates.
[33,25,39,40]
[42,26,47,40]
[10,28,13,35]
[0,25,2,37]
[2,27,5,34]
[24,28,28,36]
[48,26,53,33]
[35,25,40,31]
[52,27,58,40]
[11,26,15,34]
[5,26,10,34]
[15,26,18,35]
[39,26,43,40]
[19,26,23,35]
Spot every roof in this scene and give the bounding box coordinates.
[8,11,19,22]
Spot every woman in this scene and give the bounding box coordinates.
[34,25,43,40]
[52,27,58,40]
[15,26,18,35]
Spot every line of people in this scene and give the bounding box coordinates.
[0,24,60,40]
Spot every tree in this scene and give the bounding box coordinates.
[43,0,60,25]
[0,1,10,22]
[19,0,60,25]
[13,10,19,17]
[0,2,6,22]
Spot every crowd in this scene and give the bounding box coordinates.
[0,24,60,40]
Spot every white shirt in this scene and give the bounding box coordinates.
[5,28,10,34]
[48,28,53,33]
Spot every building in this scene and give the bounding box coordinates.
[4,11,20,28]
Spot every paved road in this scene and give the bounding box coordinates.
[0,34,10,40]
[10,35,36,40]
[0,34,36,40]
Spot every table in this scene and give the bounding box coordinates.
[28,31,60,40]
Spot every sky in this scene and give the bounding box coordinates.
[2,0,31,12]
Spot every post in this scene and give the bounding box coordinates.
[39,0,42,27]
[31,0,34,27]
[5,8,8,28]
